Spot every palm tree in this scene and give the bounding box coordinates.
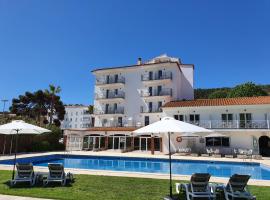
[45,85,61,125]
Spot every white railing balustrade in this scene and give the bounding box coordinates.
[95,91,125,99]
[141,88,172,97]
[141,71,172,81]
[96,76,125,85]
[94,107,125,115]
[187,120,270,129]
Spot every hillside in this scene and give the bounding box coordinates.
[194,84,270,99]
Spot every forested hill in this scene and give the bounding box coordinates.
[194,84,270,99]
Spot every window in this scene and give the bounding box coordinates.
[118,117,122,127]
[148,87,152,96]
[157,85,162,95]
[189,114,200,123]
[221,114,233,122]
[75,118,77,122]
[158,101,162,111]
[148,102,152,112]
[158,70,162,79]
[145,116,150,126]
[114,74,118,83]
[115,89,118,95]
[206,137,230,147]
[114,103,117,111]
[75,124,77,128]
[221,114,233,128]
[239,113,252,128]
[149,71,153,80]
[105,104,109,113]
[76,112,78,116]
[70,118,72,121]
[174,115,184,121]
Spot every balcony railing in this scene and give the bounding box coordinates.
[95,91,125,100]
[96,77,125,85]
[92,119,270,129]
[185,120,270,129]
[141,107,162,113]
[141,88,172,97]
[141,71,172,81]
[94,107,125,115]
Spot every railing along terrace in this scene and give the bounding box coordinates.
[141,88,172,97]
[93,119,270,129]
[187,120,270,129]
[96,76,125,85]
[95,91,125,99]
[141,107,162,113]
[94,107,125,115]
[141,71,172,81]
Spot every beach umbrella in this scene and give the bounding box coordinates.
[0,120,51,180]
[133,117,212,199]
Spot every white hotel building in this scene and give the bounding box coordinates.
[64,55,270,157]
[61,105,94,130]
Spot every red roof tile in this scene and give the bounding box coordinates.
[163,96,270,108]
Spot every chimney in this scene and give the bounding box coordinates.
[137,57,142,65]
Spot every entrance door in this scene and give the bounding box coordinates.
[140,137,151,151]
[119,137,126,150]
[259,136,270,156]
[114,137,120,149]
[88,137,94,150]
[239,113,252,128]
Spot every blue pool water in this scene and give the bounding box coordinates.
[1,154,270,180]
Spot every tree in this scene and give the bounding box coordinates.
[208,90,229,99]
[10,90,48,123]
[45,85,62,125]
[10,85,65,126]
[228,82,268,98]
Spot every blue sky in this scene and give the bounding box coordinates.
[0,0,269,108]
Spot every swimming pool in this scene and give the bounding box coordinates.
[1,154,270,180]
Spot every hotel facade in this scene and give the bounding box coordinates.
[64,55,270,156]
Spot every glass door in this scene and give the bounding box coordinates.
[114,137,120,149]
[119,137,126,150]
[140,137,147,151]
[140,137,151,151]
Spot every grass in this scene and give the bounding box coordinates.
[0,170,269,200]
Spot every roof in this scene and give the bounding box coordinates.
[163,96,270,108]
[91,61,182,73]
[66,127,137,132]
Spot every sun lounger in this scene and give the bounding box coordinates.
[222,174,256,200]
[10,163,36,186]
[43,163,73,186]
[176,173,216,200]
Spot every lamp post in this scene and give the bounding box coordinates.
[1,99,8,155]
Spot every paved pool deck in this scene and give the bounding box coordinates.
[0,151,270,186]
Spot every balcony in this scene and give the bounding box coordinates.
[94,107,125,115]
[142,71,172,81]
[95,91,125,103]
[96,77,125,88]
[141,88,172,100]
[183,120,270,130]
[141,107,162,113]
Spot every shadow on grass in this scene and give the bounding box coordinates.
[3,179,74,189]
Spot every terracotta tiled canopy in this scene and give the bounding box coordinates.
[163,96,270,108]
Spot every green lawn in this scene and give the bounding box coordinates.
[0,170,269,200]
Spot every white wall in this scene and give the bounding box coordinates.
[93,57,195,127]
[61,106,93,129]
